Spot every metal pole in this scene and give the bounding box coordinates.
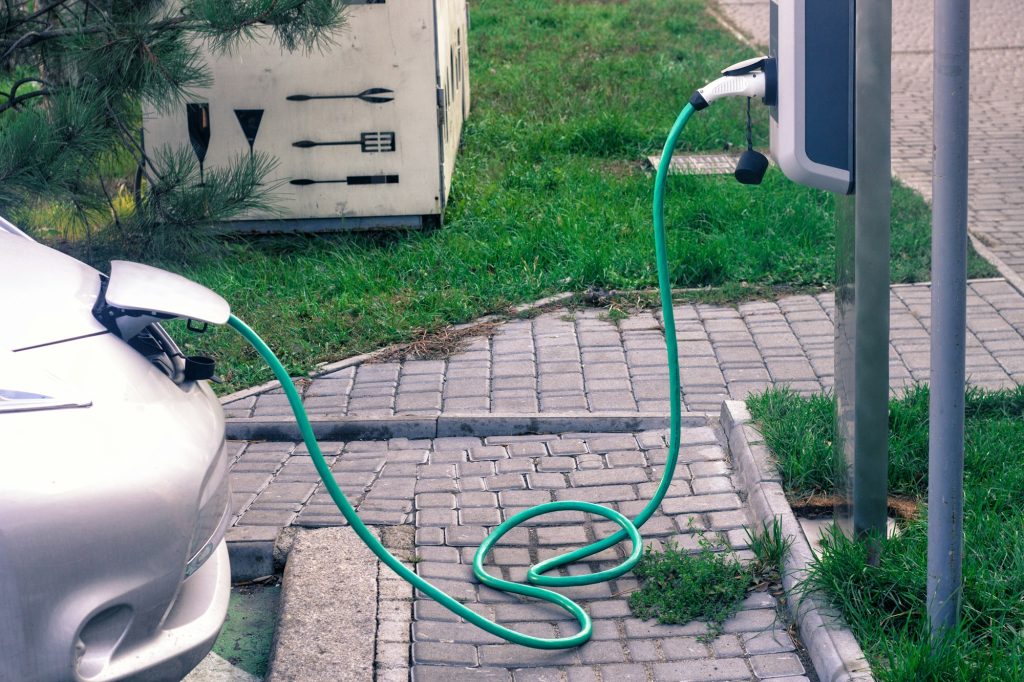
[851,0,892,548]
[928,0,970,645]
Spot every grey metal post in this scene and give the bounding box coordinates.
[928,0,970,644]
[836,0,892,548]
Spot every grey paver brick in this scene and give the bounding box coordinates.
[594,664,649,682]
[606,451,648,467]
[526,473,568,489]
[416,562,475,581]
[512,668,564,682]
[711,634,744,658]
[585,435,639,452]
[553,485,637,503]
[416,509,458,526]
[478,645,579,668]
[690,476,735,495]
[414,478,459,494]
[458,461,497,477]
[413,663,509,679]
[707,509,751,530]
[498,489,553,507]
[661,493,742,514]
[256,482,317,504]
[568,468,648,487]
[535,526,589,545]
[459,491,499,507]
[660,636,709,660]
[445,526,489,546]
[749,653,805,678]
[623,618,708,639]
[652,658,751,681]
[578,640,626,664]
[484,546,532,566]
[238,509,296,526]
[496,459,537,474]
[459,507,503,526]
[627,639,660,662]
[538,373,585,393]
[540,395,590,410]
[721,609,779,634]
[742,629,797,655]
[536,457,576,472]
[547,439,588,455]
[415,493,456,509]
[415,527,444,545]
[471,446,511,461]
[485,474,528,491]
[574,454,606,470]
[416,546,461,563]
[509,442,548,457]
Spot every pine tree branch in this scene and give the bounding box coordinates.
[0,87,49,114]
[103,103,162,185]
[96,170,123,232]
[1,0,70,30]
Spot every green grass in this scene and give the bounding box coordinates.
[748,385,1024,680]
[629,520,790,640]
[31,0,995,393]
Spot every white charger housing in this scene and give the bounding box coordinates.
[768,0,855,195]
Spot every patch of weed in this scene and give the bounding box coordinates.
[747,516,792,585]
[599,305,630,324]
[630,534,750,640]
[630,520,791,640]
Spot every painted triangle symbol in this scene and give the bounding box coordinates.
[234,109,264,152]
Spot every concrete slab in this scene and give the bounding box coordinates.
[798,516,899,557]
[266,528,378,682]
[183,652,260,682]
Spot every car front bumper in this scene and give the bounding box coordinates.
[89,540,231,682]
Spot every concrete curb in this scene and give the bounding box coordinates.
[721,400,875,682]
[225,411,709,441]
[967,234,1024,296]
[225,525,280,582]
[265,527,379,682]
[217,291,576,406]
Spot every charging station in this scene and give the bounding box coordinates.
[767,0,891,544]
[768,0,854,195]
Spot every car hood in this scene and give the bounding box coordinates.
[0,232,108,351]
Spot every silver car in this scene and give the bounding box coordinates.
[1,218,232,681]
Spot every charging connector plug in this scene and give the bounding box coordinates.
[689,56,773,110]
[690,72,767,110]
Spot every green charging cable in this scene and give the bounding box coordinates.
[227,102,696,649]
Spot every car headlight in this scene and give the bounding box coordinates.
[184,447,231,578]
[0,353,91,413]
[0,388,91,413]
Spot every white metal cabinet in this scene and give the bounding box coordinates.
[143,0,470,230]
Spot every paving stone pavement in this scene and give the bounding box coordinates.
[716,0,1024,280]
[226,280,1024,418]
[227,428,812,681]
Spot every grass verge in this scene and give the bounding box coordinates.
[28,0,996,393]
[747,385,1024,680]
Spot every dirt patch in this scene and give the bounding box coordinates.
[369,320,503,363]
[789,494,920,522]
[599,158,647,179]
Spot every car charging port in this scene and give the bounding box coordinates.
[183,356,216,382]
